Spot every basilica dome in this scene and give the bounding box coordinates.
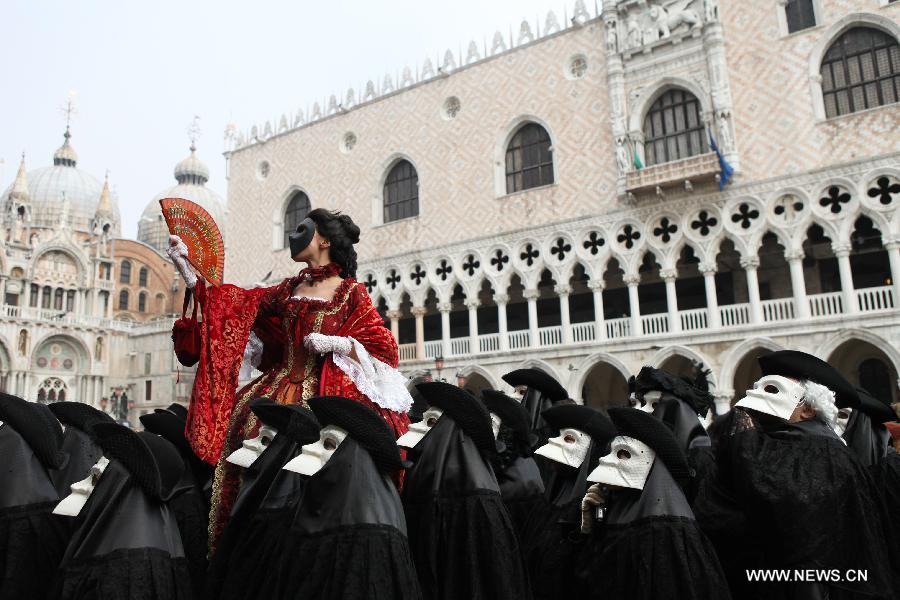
[1,129,121,234]
[138,143,226,252]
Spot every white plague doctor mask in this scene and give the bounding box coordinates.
[227,424,279,468]
[832,407,853,438]
[396,407,443,448]
[535,427,592,468]
[53,456,110,516]
[587,436,655,490]
[629,390,661,414]
[283,426,348,475]
[734,375,805,421]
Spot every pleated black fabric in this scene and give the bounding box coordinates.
[0,422,68,600]
[403,416,530,600]
[51,460,192,600]
[167,467,208,599]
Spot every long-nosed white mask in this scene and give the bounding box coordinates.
[53,456,110,516]
[735,375,805,421]
[396,408,443,448]
[534,427,591,468]
[632,390,661,413]
[832,407,853,438]
[587,436,655,490]
[283,426,348,475]
[226,425,278,468]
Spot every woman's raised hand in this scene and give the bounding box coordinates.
[167,235,198,289]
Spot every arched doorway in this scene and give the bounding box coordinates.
[581,361,629,412]
[828,338,898,404]
[731,347,776,403]
[458,370,493,398]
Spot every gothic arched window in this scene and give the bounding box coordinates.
[643,89,707,167]
[118,290,129,310]
[505,123,554,193]
[120,260,132,284]
[283,191,311,249]
[821,27,900,118]
[383,160,419,223]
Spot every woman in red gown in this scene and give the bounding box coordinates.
[167,209,412,551]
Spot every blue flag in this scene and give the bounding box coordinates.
[708,129,734,191]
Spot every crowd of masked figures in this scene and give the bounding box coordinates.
[2,350,900,600]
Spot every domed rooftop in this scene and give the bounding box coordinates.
[138,143,225,252]
[1,129,121,234]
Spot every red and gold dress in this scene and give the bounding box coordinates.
[185,274,411,550]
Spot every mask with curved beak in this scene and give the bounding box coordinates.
[735,375,805,421]
[283,426,347,475]
[288,217,316,260]
[639,390,662,413]
[53,456,110,516]
[587,436,655,490]
[226,425,278,468]
[534,427,591,468]
[396,408,443,448]
[833,407,853,438]
[489,413,502,440]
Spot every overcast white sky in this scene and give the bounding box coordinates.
[0,0,578,238]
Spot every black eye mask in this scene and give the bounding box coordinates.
[288,217,315,258]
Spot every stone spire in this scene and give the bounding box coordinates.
[95,171,115,220]
[8,153,29,202]
[53,127,78,167]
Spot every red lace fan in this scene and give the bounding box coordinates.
[159,198,225,286]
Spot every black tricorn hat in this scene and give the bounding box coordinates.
[416,381,497,456]
[155,402,188,421]
[0,392,66,469]
[482,390,537,447]
[634,366,712,414]
[140,410,190,454]
[608,407,692,484]
[92,422,185,501]
[307,396,408,474]
[854,386,897,423]
[49,401,115,434]
[759,350,860,409]
[541,404,617,447]
[250,397,321,444]
[501,368,568,402]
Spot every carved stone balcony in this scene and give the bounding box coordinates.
[626,152,719,194]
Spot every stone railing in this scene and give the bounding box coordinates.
[626,152,719,193]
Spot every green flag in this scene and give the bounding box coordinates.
[632,149,644,170]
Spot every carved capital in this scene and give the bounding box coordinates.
[739,256,760,270]
[386,309,403,320]
[437,302,453,313]
[411,306,428,318]
[623,275,641,287]
[660,268,678,282]
[464,299,481,310]
[699,262,718,276]
[587,279,605,292]
[554,284,572,296]
[523,289,541,301]
[784,250,805,263]
[493,294,509,305]
[832,243,851,258]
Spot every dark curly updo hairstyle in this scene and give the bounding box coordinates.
[307,208,361,278]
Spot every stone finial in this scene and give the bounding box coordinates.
[293,108,305,127]
[278,114,288,132]
[544,10,561,34]
[442,49,457,72]
[345,87,356,108]
[420,58,435,79]
[250,124,259,141]
[518,20,534,45]
[465,40,480,64]
[327,95,339,115]
[400,66,414,87]
[311,102,322,120]
[572,0,590,25]
[363,80,377,101]
[262,121,273,139]
[490,31,507,55]
[8,154,29,203]
[382,74,395,94]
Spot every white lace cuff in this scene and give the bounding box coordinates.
[239,332,264,381]
[332,338,413,414]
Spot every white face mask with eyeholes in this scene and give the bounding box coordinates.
[534,427,592,468]
[832,407,853,438]
[629,390,661,413]
[735,375,805,421]
[587,436,655,490]
[227,424,278,468]
[282,426,348,475]
[53,456,110,516]
[396,407,443,448]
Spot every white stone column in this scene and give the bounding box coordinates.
[625,275,641,337]
[588,280,606,341]
[786,250,809,319]
[661,269,681,333]
[833,244,856,314]
[884,241,900,308]
[494,294,509,352]
[556,285,573,344]
[700,263,720,329]
[438,302,452,358]
[524,289,540,348]
[466,300,480,355]
[37,286,44,309]
[411,306,426,361]
[741,256,763,323]
[386,309,402,343]
[0,276,7,303]
[713,390,734,416]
